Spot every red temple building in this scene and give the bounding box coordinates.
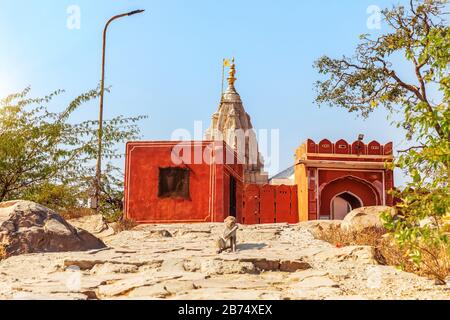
[123,60,395,224]
[124,141,244,224]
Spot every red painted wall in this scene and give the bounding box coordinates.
[242,184,260,224]
[290,187,299,224]
[242,184,299,224]
[260,185,276,224]
[275,185,291,223]
[124,141,244,224]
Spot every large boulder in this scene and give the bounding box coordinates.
[341,206,395,233]
[0,200,106,257]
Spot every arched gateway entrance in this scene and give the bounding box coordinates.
[320,176,380,220]
[331,192,363,220]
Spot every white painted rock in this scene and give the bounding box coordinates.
[341,206,395,233]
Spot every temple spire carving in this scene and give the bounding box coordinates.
[206,58,268,184]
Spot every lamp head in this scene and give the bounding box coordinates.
[128,9,145,16]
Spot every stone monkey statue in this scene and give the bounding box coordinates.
[216,216,238,253]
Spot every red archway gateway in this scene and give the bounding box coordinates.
[319,176,381,219]
[295,138,394,222]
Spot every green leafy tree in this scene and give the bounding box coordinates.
[99,163,128,222]
[0,87,146,215]
[314,0,449,281]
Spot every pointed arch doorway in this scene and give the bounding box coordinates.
[331,192,363,220]
[319,175,381,220]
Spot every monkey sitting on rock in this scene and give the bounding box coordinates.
[216,216,238,253]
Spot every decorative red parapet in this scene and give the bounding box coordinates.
[352,140,367,155]
[384,142,393,155]
[318,139,333,154]
[335,139,350,154]
[368,140,383,155]
[305,138,393,156]
[307,139,317,153]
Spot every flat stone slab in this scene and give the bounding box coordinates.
[1,220,449,300]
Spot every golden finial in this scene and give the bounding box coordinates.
[228,57,237,88]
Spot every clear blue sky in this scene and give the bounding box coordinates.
[0,0,418,183]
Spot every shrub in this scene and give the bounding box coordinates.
[315,224,449,283]
[313,225,385,248]
[382,209,450,284]
[59,208,95,220]
[112,218,138,233]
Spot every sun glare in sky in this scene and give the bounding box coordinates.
[0,76,17,100]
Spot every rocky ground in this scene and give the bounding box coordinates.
[1,216,449,300]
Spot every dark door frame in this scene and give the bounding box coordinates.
[229,176,237,217]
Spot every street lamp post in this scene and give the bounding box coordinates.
[93,9,145,211]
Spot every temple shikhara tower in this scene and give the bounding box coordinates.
[205,59,268,184]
